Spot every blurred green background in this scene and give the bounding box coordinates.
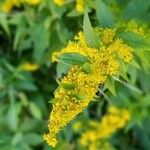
[0,0,150,150]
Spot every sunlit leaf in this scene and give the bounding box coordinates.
[83,12,99,48]
[58,52,90,65]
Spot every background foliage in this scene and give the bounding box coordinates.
[0,0,150,150]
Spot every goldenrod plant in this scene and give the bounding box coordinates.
[0,0,150,150]
[44,22,133,146]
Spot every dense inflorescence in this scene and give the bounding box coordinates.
[44,28,133,147]
[79,106,131,150]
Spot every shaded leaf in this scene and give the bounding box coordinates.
[118,32,150,50]
[29,102,42,120]
[105,77,116,96]
[123,0,150,20]
[95,0,114,27]
[23,133,43,146]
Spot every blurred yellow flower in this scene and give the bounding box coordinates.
[76,0,85,13]
[1,0,21,13]
[54,0,64,6]
[1,2,13,13]
[1,0,41,13]
[24,0,41,5]
[21,63,39,72]
[53,0,85,11]
[79,106,131,148]
[72,121,82,132]
[126,20,145,36]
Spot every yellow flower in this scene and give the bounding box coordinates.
[45,28,133,147]
[76,0,85,13]
[1,0,41,12]
[126,20,145,36]
[74,31,87,46]
[24,0,41,5]
[1,0,21,13]
[20,63,39,71]
[54,0,64,6]
[44,66,101,147]
[1,0,13,13]
[107,39,133,63]
[43,134,57,147]
[108,106,120,114]
[101,28,116,45]
[72,121,82,132]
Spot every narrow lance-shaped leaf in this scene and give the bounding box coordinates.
[83,12,99,48]
[57,52,91,65]
[95,0,114,28]
[105,77,116,96]
[118,32,150,50]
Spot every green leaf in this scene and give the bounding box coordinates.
[12,133,22,146]
[70,93,87,101]
[105,77,116,96]
[123,0,150,20]
[23,133,43,146]
[130,60,141,69]
[119,60,129,81]
[30,24,49,60]
[139,72,150,93]
[61,83,77,90]
[56,62,70,78]
[29,102,42,120]
[81,63,93,74]
[20,118,38,132]
[136,51,150,72]
[49,98,58,104]
[95,0,114,27]
[17,92,29,107]
[113,77,143,95]
[16,79,37,91]
[6,103,22,131]
[0,15,10,35]
[13,25,26,51]
[118,32,150,50]
[83,12,99,48]
[58,52,90,65]
[67,9,83,17]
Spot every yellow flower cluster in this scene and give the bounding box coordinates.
[44,28,133,147]
[89,141,114,150]
[54,0,64,6]
[1,0,41,13]
[76,0,85,13]
[79,106,131,149]
[53,0,86,13]
[125,20,145,36]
